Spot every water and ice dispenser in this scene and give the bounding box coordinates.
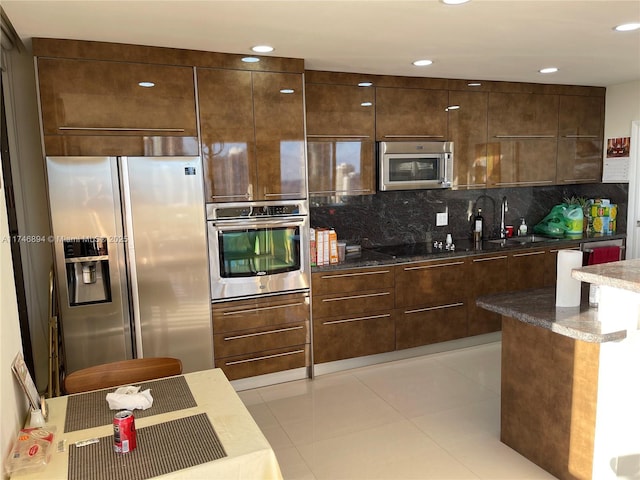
[64,238,112,305]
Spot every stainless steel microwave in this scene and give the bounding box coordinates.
[378,141,454,191]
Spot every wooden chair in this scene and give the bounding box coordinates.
[63,357,182,394]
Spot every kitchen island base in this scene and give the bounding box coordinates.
[501,315,599,480]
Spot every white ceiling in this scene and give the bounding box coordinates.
[3,0,640,87]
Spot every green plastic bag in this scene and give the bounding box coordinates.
[533,204,584,237]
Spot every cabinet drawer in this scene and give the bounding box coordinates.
[313,311,396,363]
[395,259,468,307]
[216,345,309,381]
[312,288,395,318]
[312,267,394,295]
[214,321,308,359]
[396,302,468,350]
[213,293,310,333]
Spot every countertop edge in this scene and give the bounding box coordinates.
[476,288,627,343]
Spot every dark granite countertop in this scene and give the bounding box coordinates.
[476,287,627,343]
[313,233,626,271]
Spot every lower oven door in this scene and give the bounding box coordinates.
[209,216,310,301]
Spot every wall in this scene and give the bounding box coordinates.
[604,80,640,138]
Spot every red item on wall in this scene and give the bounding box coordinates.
[587,246,621,265]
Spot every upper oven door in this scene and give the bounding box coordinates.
[208,216,310,301]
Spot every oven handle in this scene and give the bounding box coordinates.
[210,217,307,229]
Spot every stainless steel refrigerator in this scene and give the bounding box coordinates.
[46,156,213,374]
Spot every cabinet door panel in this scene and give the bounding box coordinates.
[253,72,306,199]
[395,260,467,307]
[305,83,375,136]
[197,68,256,202]
[448,90,489,189]
[507,250,547,291]
[307,140,375,196]
[469,254,509,335]
[216,345,308,381]
[376,87,448,140]
[312,288,395,318]
[312,268,394,296]
[557,95,604,184]
[214,321,308,359]
[38,58,198,135]
[488,92,559,136]
[487,139,557,186]
[396,302,468,349]
[313,312,395,363]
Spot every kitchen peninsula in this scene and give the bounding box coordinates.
[477,258,640,480]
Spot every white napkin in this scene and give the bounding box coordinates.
[106,385,154,410]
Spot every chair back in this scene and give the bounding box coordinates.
[64,357,182,394]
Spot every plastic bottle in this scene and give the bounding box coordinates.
[474,209,484,239]
[519,218,528,236]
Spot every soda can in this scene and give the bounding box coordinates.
[113,410,137,453]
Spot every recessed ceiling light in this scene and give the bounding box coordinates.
[358,82,373,87]
[467,82,482,87]
[241,57,261,63]
[412,59,433,67]
[280,89,295,94]
[441,0,471,4]
[445,105,460,111]
[614,23,640,32]
[138,81,155,88]
[251,45,274,53]
[361,102,373,107]
[539,67,559,74]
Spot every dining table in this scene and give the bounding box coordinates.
[9,368,284,480]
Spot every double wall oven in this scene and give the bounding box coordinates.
[207,200,311,302]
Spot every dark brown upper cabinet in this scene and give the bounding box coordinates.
[305,82,375,197]
[37,57,198,156]
[375,87,448,141]
[556,94,605,184]
[487,91,559,187]
[198,68,306,202]
[447,90,489,189]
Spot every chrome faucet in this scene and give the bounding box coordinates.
[500,196,509,238]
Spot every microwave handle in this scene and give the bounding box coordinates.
[441,152,453,187]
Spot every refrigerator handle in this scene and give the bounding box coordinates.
[119,156,145,358]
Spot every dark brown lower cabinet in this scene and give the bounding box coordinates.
[313,312,396,363]
[468,253,509,335]
[395,302,468,350]
[212,292,310,380]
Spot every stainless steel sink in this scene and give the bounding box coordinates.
[487,235,558,245]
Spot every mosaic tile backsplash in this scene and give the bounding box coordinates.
[310,183,628,247]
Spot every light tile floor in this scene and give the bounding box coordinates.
[238,342,557,480]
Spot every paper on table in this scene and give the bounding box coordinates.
[11,352,41,411]
[106,386,154,410]
[556,250,583,307]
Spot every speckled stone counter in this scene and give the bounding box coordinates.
[476,287,627,343]
[572,257,640,293]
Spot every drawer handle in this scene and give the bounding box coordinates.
[211,194,251,200]
[323,313,391,325]
[264,192,305,198]
[307,134,371,138]
[224,325,304,341]
[222,302,306,316]
[224,349,305,366]
[58,126,186,132]
[405,302,464,314]
[562,135,599,139]
[404,261,464,271]
[512,251,545,257]
[383,135,444,138]
[322,291,391,302]
[310,189,372,194]
[494,135,556,139]
[561,178,598,183]
[494,181,554,186]
[472,255,508,262]
[320,270,390,279]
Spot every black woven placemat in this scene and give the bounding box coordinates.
[68,413,226,480]
[65,376,196,433]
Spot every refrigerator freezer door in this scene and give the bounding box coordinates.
[122,156,213,373]
[46,156,133,373]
